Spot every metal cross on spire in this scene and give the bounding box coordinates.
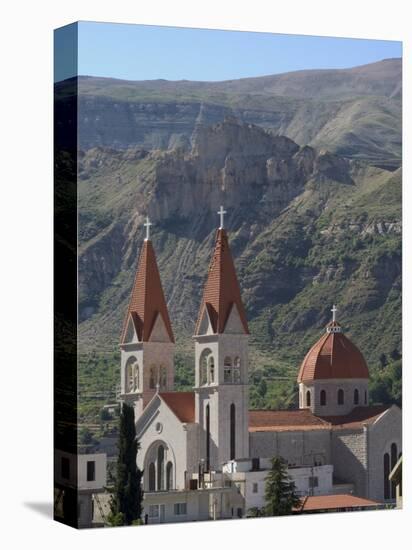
[217,205,227,229]
[144,216,153,241]
[331,304,337,323]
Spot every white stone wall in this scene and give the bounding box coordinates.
[249,429,331,466]
[136,396,190,491]
[229,464,333,513]
[299,378,369,416]
[367,406,402,502]
[331,428,367,496]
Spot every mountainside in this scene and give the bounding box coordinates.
[66,58,402,169]
[75,118,401,418]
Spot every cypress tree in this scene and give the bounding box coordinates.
[264,456,301,516]
[109,402,143,525]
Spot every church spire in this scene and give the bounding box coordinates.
[195,208,249,335]
[120,218,174,343]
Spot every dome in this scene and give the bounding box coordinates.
[297,321,369,383]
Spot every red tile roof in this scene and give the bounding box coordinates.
[297,324,369,382]
[195,228,249,335]
[322,405,388,430]
[120,239,174,343]
[249,406,389,432]
[159,392,195,423]
[296,494,379,512]
[249,409,330,432]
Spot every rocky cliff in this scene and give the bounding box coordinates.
[76,118,401,381]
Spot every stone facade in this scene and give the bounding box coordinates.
[299,378,369,416]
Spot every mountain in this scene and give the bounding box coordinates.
[74,118,401,416]
[65,58,402,169]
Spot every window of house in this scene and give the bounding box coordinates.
[87,460,95,482]
[208,356,215,383]
[309,476,318,488]
[338,389,344,405]
[149,366,157,389]
[148,462,156,491]
[160,366,167,389]
[306,390,311,407]
[230,403,236,460]
[320,390,326,406]
[174,503,187,515]
[200,349,212,385]
[149,504,159,518]
[252,483,258,493]
[364,390,367,404]
[251,458,260,471]
[354,388,359,405]
[61,457,70,480]
[224,356,232,383]
[384,453,390,500]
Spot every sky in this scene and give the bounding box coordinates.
[55,21,402,82]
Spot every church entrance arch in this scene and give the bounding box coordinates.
[144,440,175,492]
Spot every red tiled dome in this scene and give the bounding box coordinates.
[297,322,369,382]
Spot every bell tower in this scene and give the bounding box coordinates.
[119,217,175,419]
[194,207,250,471]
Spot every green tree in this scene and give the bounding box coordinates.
[264,457,301,516]
[108,402,143,526]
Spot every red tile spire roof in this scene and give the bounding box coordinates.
[121,238,174,343]
[297,319,368,383]
[195,228,249,335]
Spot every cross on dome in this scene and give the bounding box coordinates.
[144,216,153,241]
[327,304,342,333]
[217,205,227,229]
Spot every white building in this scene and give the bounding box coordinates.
[54,450,107,528]
[117,209,402,523]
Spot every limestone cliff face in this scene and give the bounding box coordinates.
[77,119,401,368]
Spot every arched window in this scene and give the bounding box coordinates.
[148,463,156,491]
[230,404,236,460]
[354,388,359,405]
[233,357,241,384]
[157,445,165,491]
[208,356,215,384]
[306,390,311,407]
[200,349,212,386]
[384,453,390,500]
[338,389,344,405]
[125,357,137,392]
[166,461,173,491]
[134,364,139,391]
[364,390,367,405]
[149,366,157,389]
[205,404,210,472]
[160,366,167,389]
[224,357,232,383]
[320,389,326,406]
[391,443,398,499]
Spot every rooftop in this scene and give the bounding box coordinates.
[195,228,249,335]
[159,391,195,423]
[249,406,389,432]
[296,494,380,512]
[297,322,369,383]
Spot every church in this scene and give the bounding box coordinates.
[118,208,402,524]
